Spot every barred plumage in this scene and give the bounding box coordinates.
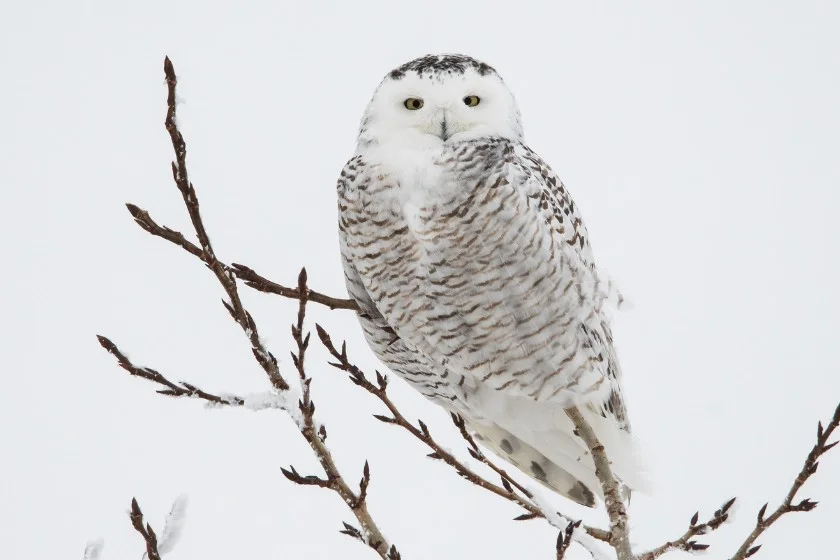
[337,54,645,506]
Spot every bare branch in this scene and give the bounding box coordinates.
[728,402,840,560]
[283,267,392,554]
[129,498,162,560]
[641,401,839,559]
[125,201,355,312]
[99,57,398,560]
[97,335,244,406]
[638,498,735,560]
[291,267,313,419]
[280,465,334,488]
[233,263,358,310]
[356,460,371,509]
[564,407,634,560]
[160,57,289,392]
[315,324,611,544]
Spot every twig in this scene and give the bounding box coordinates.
[129,498,162,560]
[291,267,313,416]
[99,295,391,558]
[233,263,358,310]
[97,335,245,405]
[637,498,736,560]
[728,402,840,560]
[315,324,611,544]
[100,57,397,560]
[160,57,287,391]
[564,407,635,560]
[283,267,392,555]
[122,205,356,312]
[556,520,581,560]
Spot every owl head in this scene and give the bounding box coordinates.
[357,54,524,149]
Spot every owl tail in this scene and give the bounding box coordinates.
[470,422,601,507]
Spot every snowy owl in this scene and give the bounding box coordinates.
[336,54,644,506]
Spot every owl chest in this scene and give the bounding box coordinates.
[346,169,527,314]
[352,165,492,261]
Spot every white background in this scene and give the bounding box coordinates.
[4,1,839,559]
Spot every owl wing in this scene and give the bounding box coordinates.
[446,143,642,503]
[338,155,463,406]
[515,144,630,432]
[341,248,463,404]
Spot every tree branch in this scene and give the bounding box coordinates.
[125,202,356,311]
[639,401,839,560]
[564,407,634,560]
[99,57,397,560]
[129,498,162,560]
[728,402,840,560]
[97,335,245,406]
[637,498,735,560]
[233,263,358,310]
[160,58,287,392]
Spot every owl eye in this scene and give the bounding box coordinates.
[463,95,481,107]
[403,98,424,110]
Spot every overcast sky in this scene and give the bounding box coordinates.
[4,1,840,559]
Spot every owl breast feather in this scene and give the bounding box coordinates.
[339,140,611,405]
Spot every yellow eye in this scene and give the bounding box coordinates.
[403,98,424,110]
[463,95,481,107]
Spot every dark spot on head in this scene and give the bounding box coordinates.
[530,461,547,482]
[388,54,497,80]
[476,62,493,75]
[500,438,514,454]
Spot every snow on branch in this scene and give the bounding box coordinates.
[157,494,189,556]
[82,539,104,560]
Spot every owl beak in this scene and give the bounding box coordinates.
[439,110,449,141]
